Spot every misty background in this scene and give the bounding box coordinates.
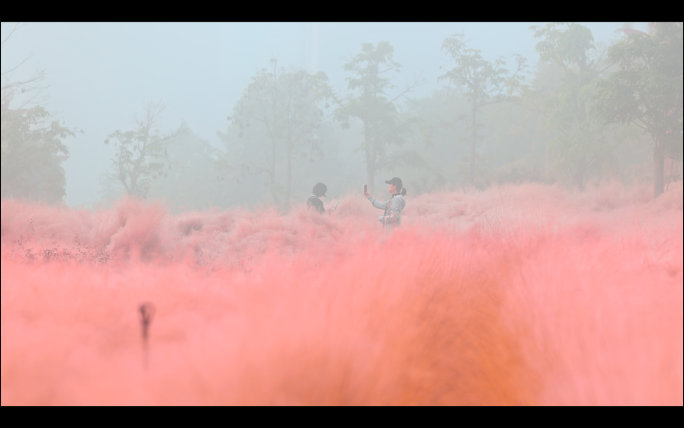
[3,22,677,212]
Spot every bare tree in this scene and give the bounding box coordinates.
[1,23,48,111]
[1,23,78,204]
[103,101,182,199]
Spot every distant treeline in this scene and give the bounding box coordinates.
[2,23,682,210]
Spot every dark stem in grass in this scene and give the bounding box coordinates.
[138,302,156,370]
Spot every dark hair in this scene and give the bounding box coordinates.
[399,188,407,196]
[312,182,327,197]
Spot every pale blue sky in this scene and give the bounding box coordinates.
[1,22,646,206]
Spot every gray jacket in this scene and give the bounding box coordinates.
[369,194,406,226]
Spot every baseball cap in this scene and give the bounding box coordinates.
[384,177,403,188]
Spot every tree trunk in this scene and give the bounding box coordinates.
[574,162,585,191]
[470,100,477,186]
[545,140,549,176]
[365,121,374,193]
[653,146,664,198]
[129,173,137,197]
[366,167,375,196]
[285,144,292,210]
[270,139,278,204]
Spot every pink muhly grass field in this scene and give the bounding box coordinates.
[1,181,682,405]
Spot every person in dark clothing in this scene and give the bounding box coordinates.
[307,182,334,214]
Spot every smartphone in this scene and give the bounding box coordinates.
[363,184,367,194]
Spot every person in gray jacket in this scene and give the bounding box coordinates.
[364,177,407,228]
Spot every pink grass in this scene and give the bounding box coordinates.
[1,181,682,405]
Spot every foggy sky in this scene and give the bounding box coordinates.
[0,22,647,207]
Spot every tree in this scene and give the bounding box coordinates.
[1,23,77,203]
[439,34,526,187]
[102,101,181,199]
[221,59,330,209]
[527,23,622,190]
[1,23,48,110]
[146,124,224,212]
[1,103,76,203]
[333,41,422,192]
[593,22,683,197]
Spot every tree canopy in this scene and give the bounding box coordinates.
[593,22,683,196]
[102,101,181,199]
[334,41,423,192]
[439,34,526,187]
[1,103,77,203]
[525,23,622,190]
[220,59,331,209]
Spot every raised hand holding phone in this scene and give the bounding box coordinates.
[363,184,370,199]
[326,201,339,215]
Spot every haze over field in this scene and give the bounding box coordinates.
[1,22,664,209]
[1,22,682,406]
